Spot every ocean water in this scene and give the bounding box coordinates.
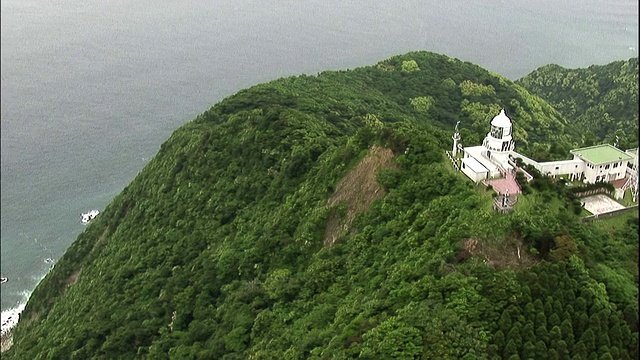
[1,0,638,333]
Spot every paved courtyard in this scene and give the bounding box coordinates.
[486,172,521,195]
[581,194,625,215]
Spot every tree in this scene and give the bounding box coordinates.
[552,339,570,359]
[401,60,420,73]
[503,339,519,359]
[597,332,611,349]
[263,269,297,301]
[499,311,513,333]
[534,340,548,359]
[597,347,612,360]
[506,322,523,350]
[533,310,546,329]
[575,312,589,335]
[560,319,575,349]
[493,330,506,350]
[580,329,596,353]
[549,235,578,261]
[410,96,436,114]
[547,348,560,360]
[521,321,535,341]
[521,341,536,360]
[549,325,562,343]
[573,341,588,359]
[360,317,423,359]
[548,313,561,328]
[535,325,549,344]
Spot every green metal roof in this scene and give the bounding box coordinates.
[570,144,633,165]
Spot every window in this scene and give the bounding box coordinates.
[490,126,503,139]
[613,162,619,168]
[605,164,610,169]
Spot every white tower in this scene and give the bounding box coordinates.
[452,121,461,157]
[482,109,515,166]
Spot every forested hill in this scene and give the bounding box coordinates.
[516,58,639,150]
[5,52,638,359]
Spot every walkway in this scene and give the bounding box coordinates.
[486,172,521,195]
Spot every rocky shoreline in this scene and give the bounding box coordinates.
[1,330,13,353]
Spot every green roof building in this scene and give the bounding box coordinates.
[570,144,633,183]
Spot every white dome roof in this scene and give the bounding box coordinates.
[491,109,512,128]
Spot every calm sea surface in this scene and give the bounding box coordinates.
[1,0,638,330]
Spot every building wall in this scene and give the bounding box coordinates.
[509,151,539,168]
[460,161,487,183]
[583,159,630,182]
[536,159,585,180]
[510,152,584,181]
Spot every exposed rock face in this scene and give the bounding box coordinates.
[324,146,395,247]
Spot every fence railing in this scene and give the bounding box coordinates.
[574,188,613,198]
[445,151,460,171]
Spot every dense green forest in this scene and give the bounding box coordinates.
[516,58,639,150]
[4,52,638,359]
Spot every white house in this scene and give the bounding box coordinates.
[569,144,633,183]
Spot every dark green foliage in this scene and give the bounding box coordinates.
[4,52,638,359]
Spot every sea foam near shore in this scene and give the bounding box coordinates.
[1,301,25,337]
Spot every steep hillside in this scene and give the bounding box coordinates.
[516,58,639,150]
[5,52,637,359]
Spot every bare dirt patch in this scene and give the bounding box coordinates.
[324,145,396,247]
[459,237,538,269]
[90,226,110,256]
[65,269,81,289]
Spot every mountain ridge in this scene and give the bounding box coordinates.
[4,51,638,359]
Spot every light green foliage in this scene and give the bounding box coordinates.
[460,100,503,135]
[263,269,295,300]
[410,96,435,113]
[376,61,395,71]
[401,60,420,72]
[363,113,383,129]
[360,317,423,359]
[459,79,496,97]
[595,264,638,309]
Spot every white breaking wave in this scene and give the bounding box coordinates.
[1,289,33,336]
[1,302,26,336]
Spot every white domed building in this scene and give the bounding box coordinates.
[460,109,515,182]
[455,109,637,201]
